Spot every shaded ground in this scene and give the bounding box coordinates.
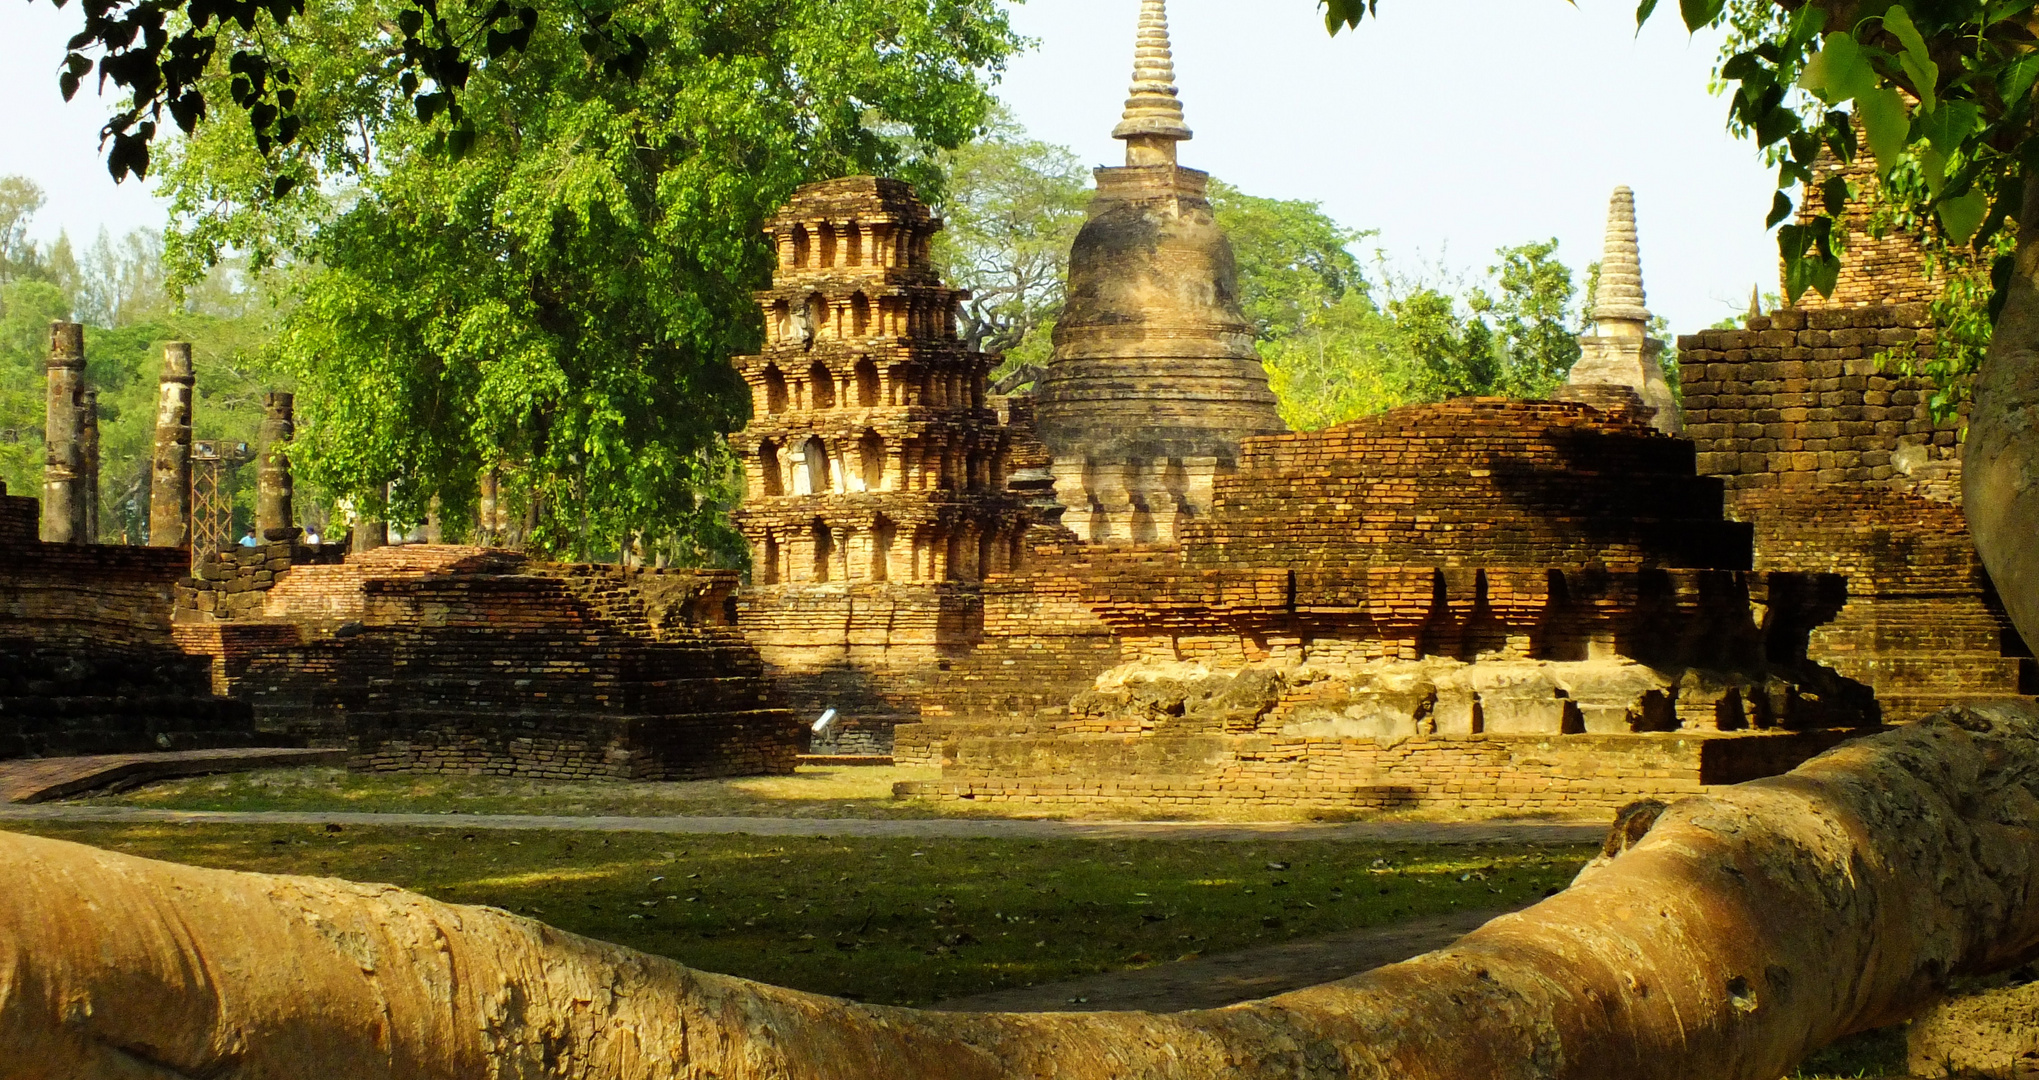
[0,748,345,803]
[84,764,958,818]
[78,765,1605,823]
[934,905,1522,1013]
[0,819,1590,1009]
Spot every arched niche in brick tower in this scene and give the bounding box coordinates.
[854,357,880,407]
[809,360,836,410]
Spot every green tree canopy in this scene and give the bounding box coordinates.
[159,0,1022,563]
[1322,0,2034,413]
[933,110,1093,370]
[0,177,284,541]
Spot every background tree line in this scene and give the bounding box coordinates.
[932,111,1613,434]
[0,176,285,544]
[10,0,1624,567]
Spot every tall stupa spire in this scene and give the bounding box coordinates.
[1565,185,1682,435]
[1112,0,1193,166]
[1593,186,1651,328]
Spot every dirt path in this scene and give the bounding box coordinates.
[0,804,1607,845]
[934,905,1526,1013]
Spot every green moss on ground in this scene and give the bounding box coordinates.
[2,821,1590,1007]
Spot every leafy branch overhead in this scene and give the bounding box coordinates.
[1320,0,2038,318]
[43,0,628,186]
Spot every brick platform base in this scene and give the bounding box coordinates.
[894,728,1869,818]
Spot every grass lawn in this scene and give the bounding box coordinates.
[3,820,1590,1008]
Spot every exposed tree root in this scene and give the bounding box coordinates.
[7,702,2039,1078]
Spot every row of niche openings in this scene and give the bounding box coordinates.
[774,294,877,343]
[762,359,882,414]
[787,222,925,270]
[757,432,887,497]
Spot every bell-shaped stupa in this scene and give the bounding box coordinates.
[1033,0,1287,545]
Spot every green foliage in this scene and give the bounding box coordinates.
[1209,181,1368,341]
[0,173,292,540]
[1259,291,1423,430]
[1471,240,1583,399]
[161,0,1022,564]
[1260,242,1586,432]
[1326,0,2033,418]
[931,110,1093,378]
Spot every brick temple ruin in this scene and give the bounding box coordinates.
[870,0,2026,815]
[728,177,1035,753]
[1,0,2023,817]
[3,324,802,782]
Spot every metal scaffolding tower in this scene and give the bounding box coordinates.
[190,440,252,567]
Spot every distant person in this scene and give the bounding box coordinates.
[238,532,258,548]
[303,527,321,546]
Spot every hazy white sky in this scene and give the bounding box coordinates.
[0,0,1778,333]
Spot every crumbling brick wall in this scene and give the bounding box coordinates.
[899,399,1877,809]
[177,541,348,621]
[1676,305,2028,717]
[1791,150,1941,309]
[0,484,262,759]
[217,547,802,779]
[1677,305,1962,496]
[897,728,1860,818]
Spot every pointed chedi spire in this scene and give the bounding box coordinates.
[1113,0,1193,167]
[1565,184,1683,435]
[1593,186,1651,330]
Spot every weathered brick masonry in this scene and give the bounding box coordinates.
[1676,305,2030,718]
[897,399,1879,815]
[0,483,262,758]
[896,727,1861,818]
[177,545,801,780]
[730,178,1036,753]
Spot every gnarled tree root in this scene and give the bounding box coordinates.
[8,702,2039,1079]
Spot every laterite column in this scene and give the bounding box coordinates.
[149,343,195,548]
[40,321,85,544]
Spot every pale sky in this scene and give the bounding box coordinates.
[0,0,1778,334]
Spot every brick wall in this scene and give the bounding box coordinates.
[1676,305,1962,495]
[1677,304,2030,719]
[0,483,264,759]
[896,729,1860,818]
[901,397,1879,808]
[1792,150,1941,309]
[739,583,983,754]
[906,563,1128,744]
[215,547,801,778]
[1735,487,2029,718]
[1187,399,1750,571]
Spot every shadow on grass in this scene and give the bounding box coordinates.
[1,819,1593,1008]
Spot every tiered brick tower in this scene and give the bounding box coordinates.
[730,177,1031,752]
[1033,0,1287,545]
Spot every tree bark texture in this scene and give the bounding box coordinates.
[1965,177,2039,653]
[7,702,2039,1079]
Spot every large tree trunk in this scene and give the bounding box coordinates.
[6,702,2039,1079]
[1965,177,2039,651]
